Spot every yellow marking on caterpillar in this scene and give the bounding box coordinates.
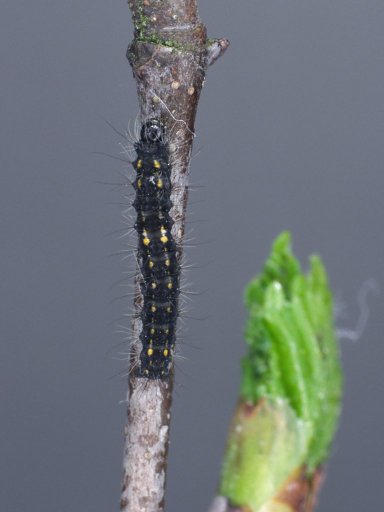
[137,160,142,169]
[137,178,142,189]
[165,328,169,334]
[148,260,154,269]
[157,178,163,189]
[151,305,157,313]
[142,230,150,246]
[165,259,170,267]
[166,306,172,313]
[163,349,169,357]
[147,348,154,356]
[167,282,173,290]
[150,328,155,334]
[151,282,157,289]
[160,226,169,244]
[153,160,161,169]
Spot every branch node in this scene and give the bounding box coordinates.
[207,38,230,66]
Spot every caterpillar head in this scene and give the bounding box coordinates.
[140,119,165,144]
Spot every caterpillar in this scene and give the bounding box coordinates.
[133,119,180,379]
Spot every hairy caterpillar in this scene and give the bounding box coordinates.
[133,119,180,379]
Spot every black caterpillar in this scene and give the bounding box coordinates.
[133,119,180,379]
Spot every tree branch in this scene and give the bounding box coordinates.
[120,2,228,511]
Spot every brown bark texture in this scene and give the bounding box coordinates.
[120,2,228,511]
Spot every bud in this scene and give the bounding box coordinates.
[219,232,342,512]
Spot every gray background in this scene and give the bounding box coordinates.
[1,1,383,511]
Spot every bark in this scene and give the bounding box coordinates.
[120,2,228,511]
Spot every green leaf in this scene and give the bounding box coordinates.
[221,232,342,511]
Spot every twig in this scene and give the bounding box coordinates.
[120,2,228,511]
